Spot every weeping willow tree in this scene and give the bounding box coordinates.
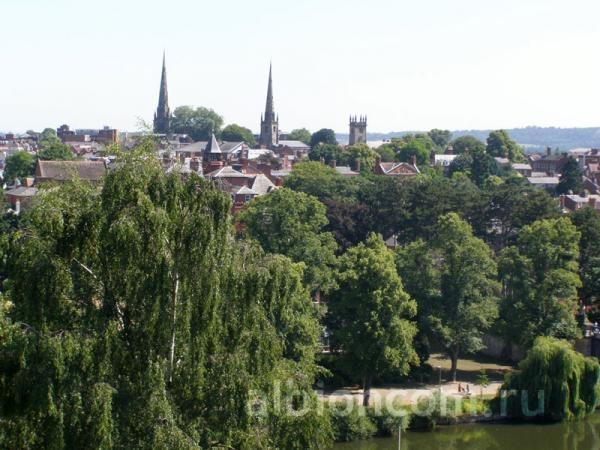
[0,147,332,449]
[502,337,600,422]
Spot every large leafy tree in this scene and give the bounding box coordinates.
[3,151,35,182]
[499,217,582,350]
[239,187,338,295]
[287,128,311,145]
[0,150,331,449]
[423,213,499,381]
[284,161,358,202]
[309,143,344,166]
[486,130,524,162]
[450,135,486,155]
[569,207,600,311]
[309,128,338,148]
[428,129,452,151]
[502,337,599,422]
[221,123,256,147]
[397,137,430,165]
[481,177,560,249]
[345,143,378,173]
[326,234,418,406]
[170,106,224,141]
[557,156,584,195]
[37,127,74,161]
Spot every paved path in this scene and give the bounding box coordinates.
[320,381,503,405]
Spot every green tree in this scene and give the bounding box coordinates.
[221,123,256,147]
[309,143,345,166]
[397,137,430,165]
[287,128,312,145]
[449,147,499,186]
[284,161,357,202]
[486,130,524,162]
[499,218,582,350]
[239,187,338,295]
[375,144,397,162]
[3,151,35,182]
[450,135,486,155]
[428,129,452,150]
[170,105,224,141]
[502,337,600,421]
[327,234,418,406]
[429,213,499,381]
[569,207,600,311]
[345,143,378,173]
[37,127,74,160]
[557,156,584,195]
[0,149,331,449]
[310,128,338,148]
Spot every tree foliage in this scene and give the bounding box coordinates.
[3,151,35,182]
[170,106,224,141]
[0,150,331,449]
[310,128,338,148]
[402,213,499,381]
[557,156,584,195]
[502,337,600,422]
[486,130,524,162]
[499,218,582,349]
[239,187,338,294]
[221,123,256,147]
[287,128,311,145]
[326,234,418,406]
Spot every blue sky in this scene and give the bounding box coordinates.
[2,0,600,134]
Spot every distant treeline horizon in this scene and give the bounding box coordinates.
[337,126,600,152]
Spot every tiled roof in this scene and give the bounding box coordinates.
[36,160,107,182]
[205,166,250,178]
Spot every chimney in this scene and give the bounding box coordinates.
[331,159,336,168]
[190,157,200,173]
[411,155,417,166]
[241,158,249,173]
[355,159,361,173]
[590,197,597,208]
[547,147,552,156]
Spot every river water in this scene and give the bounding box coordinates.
[333,414,600,450]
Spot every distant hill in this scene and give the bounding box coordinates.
[337,127,600,153]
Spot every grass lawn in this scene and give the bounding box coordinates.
[427,353,515,383]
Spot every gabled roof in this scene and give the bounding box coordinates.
[235,185,258,195]
[36,160,107,182]
[377,162,420,176]
[278,140,310,150]
[250,174,276,195]
[205,166,250,178]
[335,166,359,176]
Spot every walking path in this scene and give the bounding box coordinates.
[320,381,503,405]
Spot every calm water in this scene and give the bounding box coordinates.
[333,414,600,450]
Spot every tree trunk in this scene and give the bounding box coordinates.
[362,373,373,407]
[168,275,179,383]
[450,350,459,382]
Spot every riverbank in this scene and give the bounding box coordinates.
[332,412,600,450]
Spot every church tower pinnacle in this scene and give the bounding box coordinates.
[259,63,279,148]
[153,51,171,134]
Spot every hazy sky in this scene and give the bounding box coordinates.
[2,0,600,134]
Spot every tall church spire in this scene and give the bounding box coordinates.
[259,63,279,148]
[264,62,275,121]
[153,51,171,134]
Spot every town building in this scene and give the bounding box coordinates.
[153,52,171,134]
[258,64,279,149]
[348,115,367,145]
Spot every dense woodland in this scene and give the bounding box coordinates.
[1,130,599,448]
